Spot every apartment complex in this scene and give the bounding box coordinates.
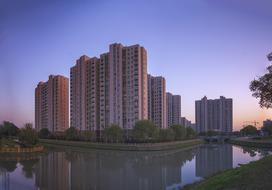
[70,43,148,133]
[148,74,167,128]
[166,93,181,127]
[180,117,192,128]
[195,96,233,133]
[35,75,69,132]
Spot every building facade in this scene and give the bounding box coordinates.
[70,43,148,133]
[35,75,69,132]
[195,96,233,133]
[148,74,167,128]
[166,93,181,127]
[180,117,192,128]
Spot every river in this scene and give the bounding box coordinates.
[0,144,270,190]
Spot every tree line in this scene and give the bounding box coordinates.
[39,120,197,143]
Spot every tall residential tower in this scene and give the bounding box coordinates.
[195,96,233,133]
[166,93,181,127]
[35,75,69,132]
[70,43,148,133]
[148,74,167,128]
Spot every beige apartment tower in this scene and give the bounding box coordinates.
[148,74,167,128]
[35,75,69,132]
[70,43,148,133]
[166,92,181,127]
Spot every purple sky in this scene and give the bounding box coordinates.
[1,0,272,130]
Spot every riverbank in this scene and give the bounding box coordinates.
[40,138,203,151]
[0,145,44,153]
[183,155,272,190]
[230,137,272,148]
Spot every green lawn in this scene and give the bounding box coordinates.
[183,155,272,190]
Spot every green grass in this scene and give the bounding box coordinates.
[40,138,203,151]
[183,155,272,190]
[230,137,272,148]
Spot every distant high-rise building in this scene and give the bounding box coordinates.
[180,117,192,128]
[166,93,181,127]
[70,43,148,133]
[148,74,167,128]
[195,96,233,133]
[35,75,69,132]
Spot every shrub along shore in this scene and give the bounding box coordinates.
[230,137,272,148]
[182,155,272,190]
[40,138,203,151]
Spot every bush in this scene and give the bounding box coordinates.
[38,128,51,139]
[159,128,175,142]
[80,130,95,141]
[65,127,79,141]
[171,125,187,140]
[262,125,272,136]
[133,120,159,142]
[103,124,123,143]
[240,125,258,136]
[186,127,197,138]
[19,123,39,146]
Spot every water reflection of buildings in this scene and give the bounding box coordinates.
[196,144,233,178]
[68,150,195,190]
[35,152,70,190]
[0,169,9,190]
[35,149,196,190]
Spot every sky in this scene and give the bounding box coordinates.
[0,0,272,130]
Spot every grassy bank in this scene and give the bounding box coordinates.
[230,137,272,148]
[183,155,272,190]
[40,138,203,151]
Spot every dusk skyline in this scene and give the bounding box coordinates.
[1,0,272,130]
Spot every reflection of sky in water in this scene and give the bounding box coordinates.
[181,157,202,187]
[7,164,35,190]
[232,146,264,168]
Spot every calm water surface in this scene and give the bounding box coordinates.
[0,144,270,190]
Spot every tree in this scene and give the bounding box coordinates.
[103,124,123,143]
[159,128,175,142]
[133,120,159,142]
[262,125,272,136]
[240,125,258,136]
[65,127,79,141]
[171,125,187,140]
[250,54,272,108]
[0,121,19,137]
[38,128,51,139]
[18,123,39,146]
[80,130,95,141]
[186,127,197,138]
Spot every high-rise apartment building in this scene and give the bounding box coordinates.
[35,75,69,132]
[70,43,148,133]
[148,74,167,128]
[166,92,181,127]
[195,96,233,133]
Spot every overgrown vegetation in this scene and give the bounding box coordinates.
[0,121,39,148]
[183,155,272,190]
